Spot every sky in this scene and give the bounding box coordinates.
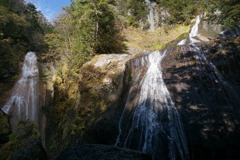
[25,0,71,21]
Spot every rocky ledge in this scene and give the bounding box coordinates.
[56,144,151,160]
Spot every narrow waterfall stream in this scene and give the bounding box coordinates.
[1,52,40,129]
[178,14,240,100]
[178,15,202,46]
[145,0,159,31]
[116,50,189,160]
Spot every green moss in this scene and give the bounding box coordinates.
[177,32,189,41]
[7,132,18,151]
[0,112,10,135]
[49,143,57,151]
[47,61,121,153]
[163,32,189,49]
[8,132,16,142]
[154,44,165,50]
[0,120,40,159]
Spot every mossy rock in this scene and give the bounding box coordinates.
[0,120,47,160]
[161,32,189,50]
[0,110,11,145]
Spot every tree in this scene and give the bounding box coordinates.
[72,0,124,54]
[203,0,240,28]
[127,0,147,27]
[45,0,126,71]
[0,0,48,81]
[156,0,199,24]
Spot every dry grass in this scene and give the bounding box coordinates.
[123,25,190,52]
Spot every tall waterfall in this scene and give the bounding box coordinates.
[1,52,40,129]
[116,50,189,160]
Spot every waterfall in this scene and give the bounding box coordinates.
[1,52,40,129]
[179,14,239,101]
[189,15,201,43]
[178,15,202,45]
[145,0,159,31]
[116,50,189,160]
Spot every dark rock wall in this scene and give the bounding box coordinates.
[161,37,240,160]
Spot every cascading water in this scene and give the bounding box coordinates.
[1,52,40,129]
[145,0,159,31]
[179,14,239,101]
[178,15,202,46]
[116,50,189,160]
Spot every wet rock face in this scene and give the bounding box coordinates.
[56,144,151,160]
[204,37,240,86]
[161,37,240,160]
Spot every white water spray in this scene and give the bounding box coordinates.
[178,15,202,45]
[145,0,159,31]
[180,15,240,100]
[1,52,40,129]
[116,50,189,160]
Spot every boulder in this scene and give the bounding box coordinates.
[78,54,134,144]
[0,120,47,160]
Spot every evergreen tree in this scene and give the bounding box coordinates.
[204,0,240,28]
[156,0,199,24]
[45,0,125,68]
[127,0,147,27]
[72,0,124,54]
[0,0,48,81]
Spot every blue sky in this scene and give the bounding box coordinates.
[25,0,71,21]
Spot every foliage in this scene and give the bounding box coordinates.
[44,3,127,148]
[71,0,125,54]
[0,0,10,8]
[155,0,239,28]
[44,0,126,70]
[127,0,147,27]
[203,0,240,28]
[156,0,200,24]
[0,0,51,82]
[45,63,110,152]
